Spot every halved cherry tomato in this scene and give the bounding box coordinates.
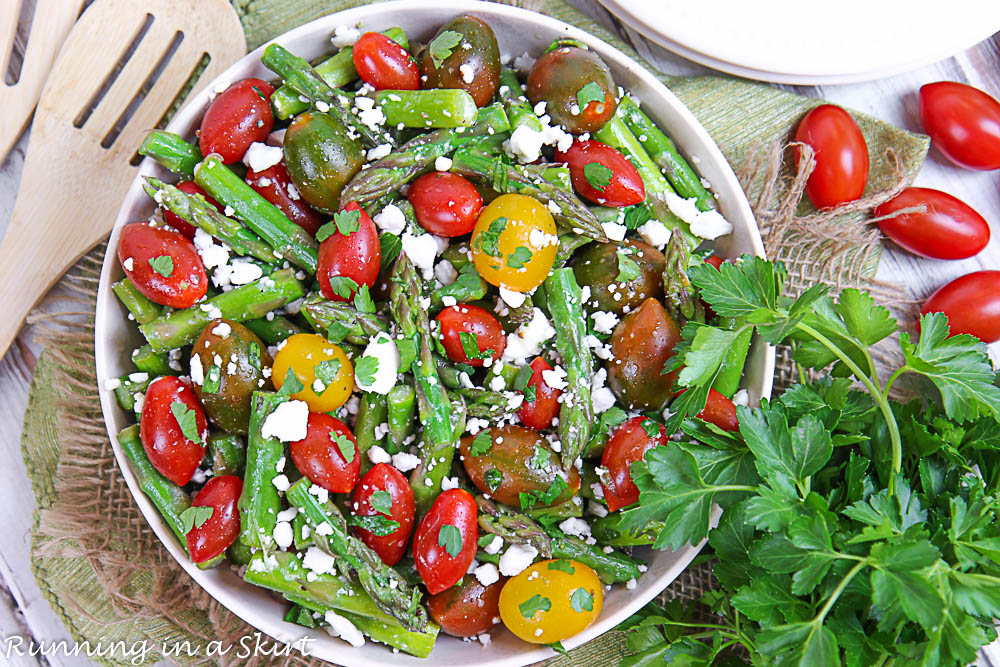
[600,416,668,512]
[679,388,739,432]
[118,222,207,308]
[186,474,242,563]
[921,270,1000,343]
[471,194,558,292]
[246,162,323,237]
[554,140,644,207]
[874,187,990,260]
[317,202,381,302]
[139,376,208,486]
[794,104,869,209]
[413,488,478,594]
[517,357,562,430]
[199,78,274,164]
[352,32,419,91]
[351,463,415,566]
[705,254,725,270]
[498,559,603,644]
[436,303,506,367]
[407,172,483,237]
[290,412,361,494]
[271,334,354,412]
[428,575,505,637]
[162,181,221,238]
[919,81,1000,171]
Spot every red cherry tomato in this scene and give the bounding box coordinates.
[705,254,724,270]
[247,162,324,237]
[139,376,208,486]
[352,32,419,91]
[162,181,222,238]
[413,488,478,594]
[794,105,869,209]
[117,222,207,308]
[874,187,989,260]
[679,388,739,432]
[600,416,668,512]
[517,357,562,430]
[290,413,361,493]
[428,576,505,637]
[919,81,1000,171]
[921,270,1000,344]
[186,475,242,563]
[350,463,415,566]
[554,140,645,207]
[199,78,274,164]
[407,172,483,237]
[435,303,506,367]
[317,202,381,302]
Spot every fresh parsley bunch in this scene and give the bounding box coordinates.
[616,257,1000,666]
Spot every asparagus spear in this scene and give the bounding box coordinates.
[374,89,478,128]
[237,392,286,550]
[113,375,151,413]
[454,387,514,419]
[283,603,318,629]
[286,477,429,631]
[354,393,387,471]
[498,67,543,134]
[449,149,608,242]
[131,344,174,375]
[271,27,410,120]
[386,384,416,452]
[195,156,319,273]
[208,432,246,477]
[112,278,162,324]
[144,178,278,264]
[118,425,191,547]
[243,315,304,346]
[138,130,203,176]
[554,233,592,268]
[618,96,715,212]
[428,266,487,311]
[139,269,306,353]
[339,103,510,206]
[544,269,594,469]
[261,43,387,148]
[300,295,389,344]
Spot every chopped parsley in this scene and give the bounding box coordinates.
[368,490,393,515]
[330,430,356,463]
[148,255,174,278]
[469,430,492,456]
[570,587,594,613]
[355,355,379,386]
[475,216,507,258]
[348,514,399,536]
[203,365,222,393]
[458,331,494,361]
[314,358,342,387]
[170,401,202,444]
[428,30,464,68]
[583,162,613,191]
[179,506,213,533]
[438,524,463,558]
[576,81,606,111]
[484,468,503,492]
[519,594,551,619]
[507,246,533,269]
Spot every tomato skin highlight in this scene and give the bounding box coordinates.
[199,78,274,164]
[413,488,478,594]
[601,416,669,512]
[874,187,989,260]
[794,104,869,209]
[517,357,562,430]
[435,303,506,367]
[317,202,381,302]
[350,463,415,566]
[919,81,1000,171]
[407,172,483,237]
[162,181,221,238]
[428,576,505,637]
[246,161,324,237]
[921,270,1000,344]
[140,376,208,486]
[554,140,645,206]
[187,475,242,563]
[290,412,361,494]
[352,32,419,91]
[118,222,207,309]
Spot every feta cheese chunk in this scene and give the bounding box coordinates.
[324,610,365,647]
[502,308,556,362]
[374,204,407,235]
[355,331,400,395]
[260,400,309,442]
[663,190,733,240]
[499,543,538,576]
[401,232,442,280]
[303,546,337,575]
[243,142,283,173]
[499,285,526,309]
[392,451,420,472]
[591,311,620,335]
[331,25,361,48]
[474,562,500,587]
[637,219,672,248]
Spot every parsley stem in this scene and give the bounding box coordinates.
[795,322,902,494]
[882,367,906,397]
[814,559,868,625]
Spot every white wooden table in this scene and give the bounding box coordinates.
[0,2,997,665]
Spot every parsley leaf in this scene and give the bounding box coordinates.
[355,355,379,387]
[353,284,376,314]
[576,82,606,110]
[348,514,400,536]
[203,365,221,393]
[474,216,507,258]
[379,232,402,272]
[513,364,533,391]
[570,587,594,613]
[458,331,493,361]
[641,418,662,438]
[316,209,361,241]
[438,524,463,557]
[469,430,492,457]
[428,30,463,69]
[519,594,551,619]
[507,246,533,269]
[520,476,568,510]
[327,275,360,299]
[170,401,203,444]
[369,490,393,515]
[277,367,304,398]
[148,255,174,277]
[616,249,641,282]
[583,162,613,191]
[623,204,652,230]
[314,358,342,387]
[180,506,213,533]
[330,430,356,463]
[524,384,537,403]
[484,468,503,492]
[548,560,575,575]
[529,445,551,470]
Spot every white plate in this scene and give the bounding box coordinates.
[598,0,1000,85]
[94,2,774,665]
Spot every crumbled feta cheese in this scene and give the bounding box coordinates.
[368,444,392,465]
[303,546,337,575]
[506,124,546,163]
[271,474,290,492]
[483,535,504,555]
[122,257,134,271]
[367,143,392,161]
[325,609,365,647]
[374,204,407,235]
[355,331,400,394]
[190,353,205,385]
[104,377,122,391]
[626,578,637,590]
[499,285,526,309]
[732,389,749,406]
[541,366,568,390]
[441,476,460,491]
[591,311,620,335]
[499,543,538,576]
[211,322,232,338]
[273,521,293,549]
[401,232,441,280]
[529,229,559,247]
[358,106,386,129]
[314,100,331,113]
[514,52,537,73]
[592,387,616,414]
[276,506,298,522]
[637,219,672,248]
[392,451,420,472]
[435,156,453,171]
[128,372,148,383]
[459,63,475,84]
[602,222,627,242]
[474,562,500,587]
[434,259,458,286]
[478,633,492,647]
[260,400,309,442]
[559,517,592,538]
[588,500,609,517]
[331,25,361,48]
[663,190,733,240]
[502,308,556,362]
[243,142,283,173]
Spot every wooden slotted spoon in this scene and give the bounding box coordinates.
[0,0,86,160]
[0,0,245,358]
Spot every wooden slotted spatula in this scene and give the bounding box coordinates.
[0,0,245,358]
[0,0,85,160]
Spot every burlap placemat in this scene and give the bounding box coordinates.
[19,0,930,664]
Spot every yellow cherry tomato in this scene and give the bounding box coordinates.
[271,333,353,412]
[498,559,603,644]
[471,194,558,292]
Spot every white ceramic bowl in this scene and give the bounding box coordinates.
[95,2,774,664]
